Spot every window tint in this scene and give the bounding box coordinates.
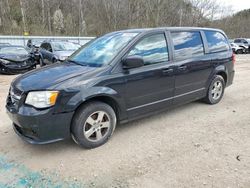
[128,34,169,66]
[205,31,229,53]
[171,31,204,61]
[40,43,47,49]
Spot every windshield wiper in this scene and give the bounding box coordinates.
[67,59,88,66]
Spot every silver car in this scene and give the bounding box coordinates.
[40,41,81,65]
[231,43,245,54]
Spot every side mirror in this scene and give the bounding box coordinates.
[122,55,144,69]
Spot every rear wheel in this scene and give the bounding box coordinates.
[203,75,225,105]
[71,101,117,149]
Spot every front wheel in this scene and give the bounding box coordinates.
[236,49,243,54]
[71,101,117,149]
[203,75,225,105]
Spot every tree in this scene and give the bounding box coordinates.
[53,9,64,34]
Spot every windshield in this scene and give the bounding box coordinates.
[33,40,43,46]
[69,32,139,67]
[53,42,79,51]
[0,47,28,55]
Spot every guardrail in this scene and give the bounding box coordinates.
[0,35,95,46]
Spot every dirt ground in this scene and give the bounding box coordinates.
[0,55,250,188]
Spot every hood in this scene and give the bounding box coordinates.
[54,51,75,60]
[12,62,103,91]
[0,54,29,62]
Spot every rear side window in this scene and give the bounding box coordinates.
[205,31,229,53]
[171,31,204,61]
[128,34,169,66]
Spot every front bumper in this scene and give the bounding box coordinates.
[0,62,36,75]
[6,105,74,144]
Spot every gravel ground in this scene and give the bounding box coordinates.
[0,55,250,188]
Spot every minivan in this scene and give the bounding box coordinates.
[6,27,235,149]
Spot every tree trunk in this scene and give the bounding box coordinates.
[19,0,27,34]
[41,0,45,24]
[46,0,52,35]
[79,0,82,36]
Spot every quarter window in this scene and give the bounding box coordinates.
[171,31,204,61]
[205,31,229,53]
[128,34,169,66]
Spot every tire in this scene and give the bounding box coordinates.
[52,58,57,64]
[236,49,243,54]
[39,59,45,67]
[203,75,225,105]
[71,101,117,149]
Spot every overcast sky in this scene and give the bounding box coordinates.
[218,0,250,12]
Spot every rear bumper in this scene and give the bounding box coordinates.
[6,105,74,144]
[227,70,235,87]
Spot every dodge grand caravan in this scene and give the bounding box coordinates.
[6,27,235,149]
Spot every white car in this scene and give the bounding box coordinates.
[231,43,245,54]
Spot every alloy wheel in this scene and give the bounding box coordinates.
[83,111,111,142]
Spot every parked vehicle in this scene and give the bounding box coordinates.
[0,46,36,74]
[39,41,81,65]
[231,43,245,54]
[30,45,44,66]
[6,27,235,148]
[234,38,250,53]
[27,39,44,49]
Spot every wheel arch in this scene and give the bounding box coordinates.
[216,71,227,85]
[71,94,123,129]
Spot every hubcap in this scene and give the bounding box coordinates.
[211,81,223,100]
[83,111,111,142]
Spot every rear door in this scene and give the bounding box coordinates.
[170,30,212,105]
[124,32,175,118]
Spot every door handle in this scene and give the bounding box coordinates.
[178,65,187,71]
[162,68,174,74]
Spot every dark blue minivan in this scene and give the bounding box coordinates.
[6,27,235,148]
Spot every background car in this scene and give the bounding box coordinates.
[27,39,44,48]
[231,43,245,54]
[0,46,36,74]
[233,38,250,53]
[39,40,81,65]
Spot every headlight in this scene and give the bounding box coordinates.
[25,91,59,108]
[0,59,11,64]
[59,56,68,61]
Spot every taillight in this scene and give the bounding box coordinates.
[232,53,236,65]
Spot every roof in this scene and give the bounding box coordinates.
[114,27,225,34]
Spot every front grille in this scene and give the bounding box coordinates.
[14,124,38,140]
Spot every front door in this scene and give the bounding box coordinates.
[123,33,175,119]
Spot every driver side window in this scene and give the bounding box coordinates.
[128,33,169,66]
[47,44,53,52]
